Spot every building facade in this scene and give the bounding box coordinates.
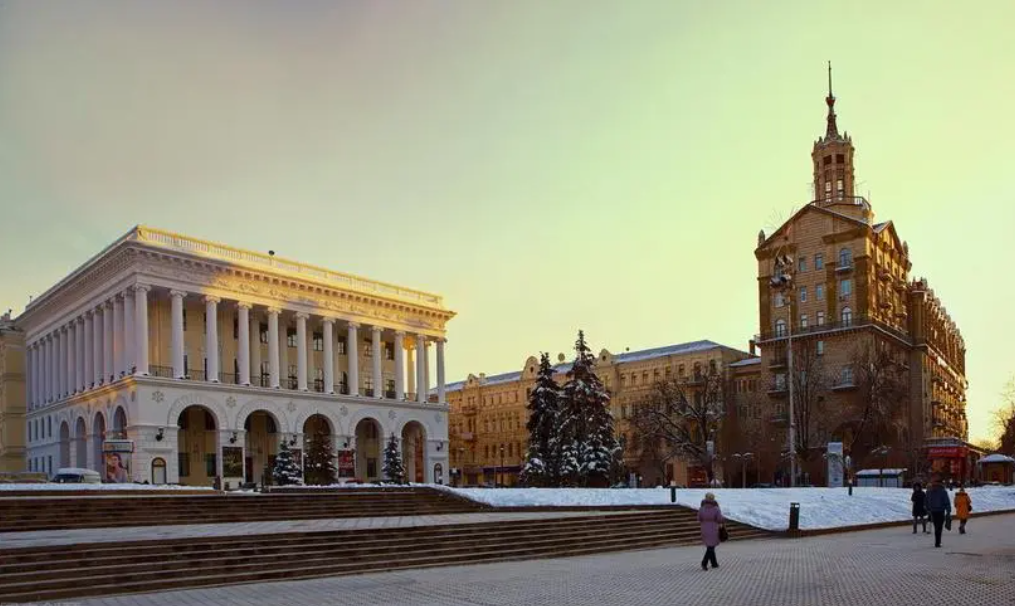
[746,78,971,483]
[17,226,455,487]
[447,340,755,487]
[0,312,27,472]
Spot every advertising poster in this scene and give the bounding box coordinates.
[222,447,243,478]
[338,450,355,479]
[102,440,134,483]
[827,442,844,487]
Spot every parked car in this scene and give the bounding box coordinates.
[52,468,102,484]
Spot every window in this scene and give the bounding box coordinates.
[841,307,853,326]
[800,314,808,329]
[798,257,807,272]
[775,373,787,390]
[815,254,824,270]
[364,340,373,358]
[823,155,832,166]
[337,337,347,355]
[259,323,268,344]
[774,292,785,308]
[260,361,269,379]
[385,343,394,360]
[839,248,852,268]
[840,279,852,298]
[836,154,844,164]
[836,179,844,196]
[840,367,854,385]
[817,341,824,356]
[286,328,297,348]
[288,365,298,381]
[312,332,323,352]
[799,287,807,302]
[233,317,239,339]
[775,319,787,337]
[816,284,825,301]
[182,309,187,332]
[816,311,825,326]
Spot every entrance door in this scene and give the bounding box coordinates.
[151,458,167,485]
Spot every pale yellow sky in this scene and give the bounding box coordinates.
[1,1,1012,442]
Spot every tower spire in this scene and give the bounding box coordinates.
[825,61,839,140]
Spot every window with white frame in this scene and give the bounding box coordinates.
[774,292,785,308]
[798,257,807,272]
[815,253,824,270]
[839,248,852,268]
[799,286,807,302]
[816,311,825,326]
[816,284,825,301]
[775,319,787,337]
[840,279,852,298]
[841,307,853,326]
[840,366,854,385]
[800,314,809,329]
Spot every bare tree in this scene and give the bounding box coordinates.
[629,366,729,484]
[993,376,1015,454]
[789,340,834,474]
[847,337,909,466]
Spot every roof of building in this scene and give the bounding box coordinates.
[729,357,762,368]
[978,454,1015,464]
[443,339,741,393]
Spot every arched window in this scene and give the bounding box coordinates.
[839,248,852,268]
[775,319,787,337]
[151,457,167,484]
[841,307,853,326]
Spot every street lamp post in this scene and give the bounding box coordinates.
[774,252,798,488]
[732,452,754,488]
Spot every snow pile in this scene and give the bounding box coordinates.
[439,486,1015,531]
[0,483,214,492]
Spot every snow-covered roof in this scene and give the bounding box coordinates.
[855,468,907,477]
[978,454,1015,464]
[729,357,761,368]
[443,339,738,393]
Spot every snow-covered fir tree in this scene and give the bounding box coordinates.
[557,330,621,487]
[303,429,337,486]
[382,433,406,484]
[272,439,303,486]
[520,352,561,487]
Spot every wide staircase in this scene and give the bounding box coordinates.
[0,487,482,532]
[0,507,768,603]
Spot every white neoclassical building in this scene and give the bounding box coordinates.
[17,226,455,487]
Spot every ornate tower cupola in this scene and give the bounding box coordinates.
[811,63,860,212]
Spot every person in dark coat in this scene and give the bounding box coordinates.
[697,492,725,570]
[924,477,951,548]
[911,483,929,534]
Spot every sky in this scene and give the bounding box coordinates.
[1,1,1013,443]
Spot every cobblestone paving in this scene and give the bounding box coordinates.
[66,513,1014,606]
[0,510,632,549]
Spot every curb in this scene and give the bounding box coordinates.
[786,508,1015,537]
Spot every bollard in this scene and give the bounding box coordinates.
[848,479,853,496]
[789,502,801,532]
[670,486,677,503]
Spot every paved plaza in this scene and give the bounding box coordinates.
[65,513,1014,606]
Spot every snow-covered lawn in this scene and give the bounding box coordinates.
[0,483,214,492]
[439,486,1015,531]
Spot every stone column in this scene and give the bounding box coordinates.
[279,317,289,388]
[423,341,431,402]
[296,312,309,391]
[112,295,123,377]
[394,331,405,401]
[437,338,446,405]
[416,335,426,404]
[46,335,54,402]
[407,345,416,397]
[347,322,360,396]
[204,296,220,382]
[28,343,36,408]
[249,312,261,386]
[75,318,85,392]
[123,288,135,374]
[323,318,335,394]
[92,308,104,386]
[64,324,73,396]
[55,330,63,397]
[237,302,251,386]
[267,307,281,388]
[372,326,382,398]
[84,312,94,387]
[170,291,186,379]
[134,285,150,375]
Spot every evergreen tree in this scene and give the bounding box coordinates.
[272,439,303,486]
[520,353,562,487]
[382,433,406,484]
[558,330,620,487]
[304,429,338,486]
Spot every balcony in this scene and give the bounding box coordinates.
[831,381,857,392]
[769,412,789,424]
[835,263,854,274]
[768,356,788,369]
[754,314,911,345]
[767,381,788,396]
[812,195,871,213]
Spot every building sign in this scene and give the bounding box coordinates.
[927,447,967,458]
[102,440,134,454]
[827,442,844,488]
[222,447,243,478]
[337,450,355,479]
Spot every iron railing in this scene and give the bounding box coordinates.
[755,315,910,344]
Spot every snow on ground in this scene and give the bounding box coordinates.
[0,483,214,492]
[438,486,1015,531]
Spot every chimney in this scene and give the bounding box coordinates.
[749,339,757,356]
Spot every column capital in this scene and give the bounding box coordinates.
[75,316,85,326]
[347,321,361,329]
[122,287,135,298]
[169,289,187,299]
[321,316,336,325]
[295,312,310,320]
[266,306,282,315]
[395,330,406,337]
[203,295,221,304]
[133,283,151,294]
[371,325,382,334]
[104,299,115,310]
[236,300,253,310]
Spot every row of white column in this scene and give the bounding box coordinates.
[167,291,447,404]
[27,285,150,409]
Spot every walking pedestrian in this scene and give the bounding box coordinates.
[911,482,929,534]
[954,485,972,534]
[697,492,724,570]
[925,477,951,548]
